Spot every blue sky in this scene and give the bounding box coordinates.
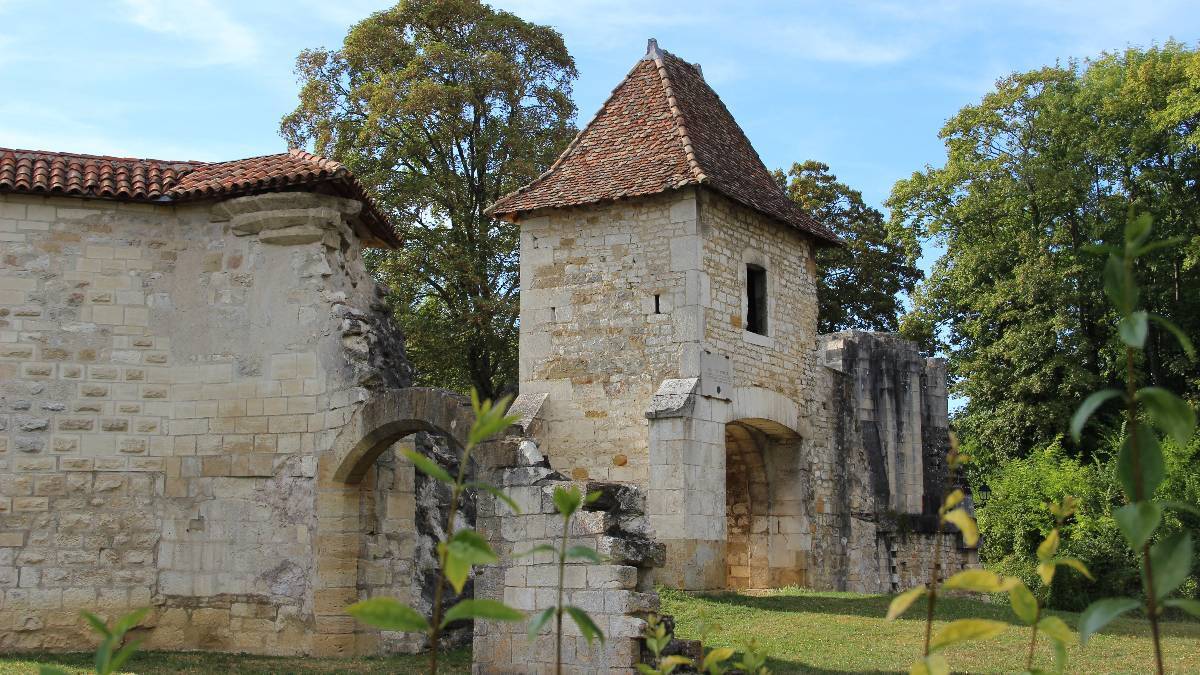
[1,1,1196,251]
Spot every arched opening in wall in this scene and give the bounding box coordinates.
[313,388,474,656]
[724,418,806,590]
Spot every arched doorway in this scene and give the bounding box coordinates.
[312,388,474,656]
[723,415,808,590]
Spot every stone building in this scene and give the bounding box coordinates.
[0,39,973,673]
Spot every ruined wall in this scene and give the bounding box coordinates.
[517,190,703,485]
[473,423,662,675]
[820,331,976,592]
[0,190,414,653]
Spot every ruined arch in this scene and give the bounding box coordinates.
[327,387,474,484]
[312,387,474,656]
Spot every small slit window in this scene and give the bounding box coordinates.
[746,264,767,335]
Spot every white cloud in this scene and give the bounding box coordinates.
[120,0,260,65]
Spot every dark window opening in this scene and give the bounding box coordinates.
[654,294,661,314]
[746,264,767,335]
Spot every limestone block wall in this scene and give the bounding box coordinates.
[517,191,703,486]
[473,429,662,675]
[0,190,412,653]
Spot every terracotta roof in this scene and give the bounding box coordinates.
[489,40,839,245]
[0,148,399,247]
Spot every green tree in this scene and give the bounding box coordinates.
[888,43,1200,473]
[281,0,577,399]
[777,161,921,333]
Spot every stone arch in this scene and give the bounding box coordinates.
[327,387,474,484]
[723,387,810,590]
[312,387,474,657]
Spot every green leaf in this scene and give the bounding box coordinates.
[105,636,144,675]
[566,545,604,563]
[909,654,950,675]
[441,599,524,627]
[701,647,736,672]
[1125,212,1152,247]
[401,449,453,483]
[1009,581,1038,624]
[565,605,605,645]
[1164,598,1200,618]
[1149,314,1196,359]
[346,597,430,632]
[928,619,1006,653]
[1119,311,1148,348]
[468,392,518,447]
[1070,389,1122,442]
[515,544,558,558]
[1078,597,1140,645]
[1037,528,1060,562]
[1149,531,1193,600]
[1037,562,1056,586]
[941,489,965,513]
[1051,637,1068,675]
[659,655,694,674]
[467,481,521,514]
[1050,557,1094,581]
[1116,426,1165,500]
[886,585,927,620]
[943,569,1017,593]
[1132,235,1188,259]
[942,508,979,546]
[1113,501,1162,550]
[444,529,499,594]
[552,485,583,518]
[527,606,555,640]
[1161,500,1200,517]
[110,607,149,637]
[81,611,112,638]
[1037,615,1072,643]
[1137,386,1196,447]
[1103,254,1133,313]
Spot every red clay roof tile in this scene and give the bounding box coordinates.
[0,148,398,247]
[489,41,839,245]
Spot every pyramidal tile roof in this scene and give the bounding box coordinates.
[0,147,399,247]
[489,39,839,245]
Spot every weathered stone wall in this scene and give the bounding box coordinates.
[473,422,662,675]
[0,190,415,653]
[517,190,702,486]
[820,331,976,592]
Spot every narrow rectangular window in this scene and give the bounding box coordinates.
[746,264,767,335]
[654,294,661,314]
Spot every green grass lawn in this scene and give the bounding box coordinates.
[660,586,1200,674]
[3,588,1196,674]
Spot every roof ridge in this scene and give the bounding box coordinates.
[0,147,200,167]
[649,43,707,186]
[486,50,663,215]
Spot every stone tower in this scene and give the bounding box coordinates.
[489,39,846,589]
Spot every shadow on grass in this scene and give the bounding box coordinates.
[10,649,473,675]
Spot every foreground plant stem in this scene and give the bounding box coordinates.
[555,510,569,675]
[1025,601,1042,671]
[1125,343,1164,675]
[428,444,474,675]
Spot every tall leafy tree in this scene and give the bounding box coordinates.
[281,0,577,399]
[777,161,921,333]
[888,43,1200,472]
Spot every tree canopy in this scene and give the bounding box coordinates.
[889,42,1200,472]
[778,160,921,333]
[281,0,577,399]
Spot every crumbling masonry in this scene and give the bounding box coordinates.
[0,40,973,672]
